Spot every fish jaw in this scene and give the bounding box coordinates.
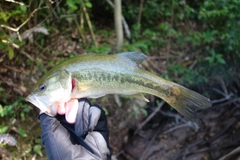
[26,94,60,116]
[26,94,52,114]
[26,69,73,116]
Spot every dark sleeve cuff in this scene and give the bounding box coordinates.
[39,114,62,160]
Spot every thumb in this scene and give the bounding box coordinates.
[65,99,79,123]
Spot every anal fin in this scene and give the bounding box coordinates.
[129,93,150,102]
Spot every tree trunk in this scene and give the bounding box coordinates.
[114,0,123,51]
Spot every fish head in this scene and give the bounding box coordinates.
[26,69,72,116]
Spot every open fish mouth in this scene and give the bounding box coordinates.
[26,95,51,113]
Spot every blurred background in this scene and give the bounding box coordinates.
[0,0,240,159]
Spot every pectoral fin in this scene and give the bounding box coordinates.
[129,93,150,102]
[88,94,106,99]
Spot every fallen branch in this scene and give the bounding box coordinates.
[216,97,240,108]
[139,125,162,160]
[159,109,186,123]
[164,121,199,134]
[134,101,164,135]
[159,110,199,132]
[219,146,240,160]
[20,50,34,61]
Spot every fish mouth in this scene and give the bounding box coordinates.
[26,95,51,114]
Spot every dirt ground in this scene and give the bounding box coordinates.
[114,99,240,160]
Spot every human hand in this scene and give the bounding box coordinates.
[39,98,112,160]
[56,98,81,123]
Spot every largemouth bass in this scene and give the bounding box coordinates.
[26,52,211,120]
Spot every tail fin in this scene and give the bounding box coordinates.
[166,85,212,121]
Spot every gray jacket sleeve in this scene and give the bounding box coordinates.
[39,99,112,160]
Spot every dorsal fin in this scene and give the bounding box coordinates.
[116,52,147,66]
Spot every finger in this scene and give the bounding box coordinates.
[75,99,90,136]
[88,106,101,131]
[65,99,78,123]
[57,102,66,115]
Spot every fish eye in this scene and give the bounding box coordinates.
[39,84,47,92]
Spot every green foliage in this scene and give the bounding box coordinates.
[124,40,150,53]
[33,144,43,156]
[66,0,92,13]
[205,48,226,66]
[127,100,147,119]
[124,0,240,86]
[18,127,27,137]
[0,101,17,117]
[0,4,26,23]
[197,0,240,58]
[0,2,28,60]
[121,0,240,60]
[87,43,111,54]
[168,64,208,86]
[21,148,31,157]
[0,97,31,118]
[0,85,32,140]
[0,125,8,134]
[102,107,109,116]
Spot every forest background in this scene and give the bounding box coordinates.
[0,0,240,159]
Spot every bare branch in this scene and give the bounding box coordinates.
[164,121,199,134]
[219,146,240,160]
[134,101,165,135]
[106,0,114,7]
[137,0,144,24]
[4,0,24,5]
[82,3,98,47]
[1,40,20,49]
[1,7,48,41]
[211,87,234,104]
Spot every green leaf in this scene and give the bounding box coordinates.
[7,46,14,60]
[216,55,226,64]
[0,125,8,134]
[0,41,4,49]
[85,2,92,8]
[102,107,109,116]
[18,127,27,137]
[66,0,78,10]
[0,12,9,22]
[33,144,43,156]
[140,108,148,116]
[20,5,27,12]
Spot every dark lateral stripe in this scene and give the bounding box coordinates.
[124,75,170,96]
[76,71,170,96]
